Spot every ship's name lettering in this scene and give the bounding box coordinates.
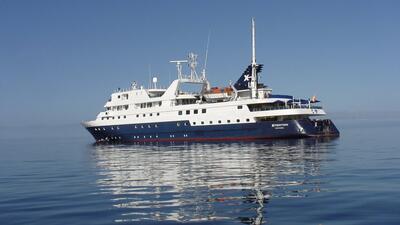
[272,123,289,128]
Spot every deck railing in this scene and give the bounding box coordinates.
[248,104,322,112]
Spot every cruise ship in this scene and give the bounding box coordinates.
[82,19,339,143]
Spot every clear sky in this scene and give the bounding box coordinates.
[1,0,399,127]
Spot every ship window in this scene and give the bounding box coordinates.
[209,121,213,124]
[201,121,204,125]
[218,120,221,124]
[102,118,104,120]
[136,114,139,118]
[135,125,137,128]
[194,109,198,114]
[159,102,162,106]
[202,109,206,113]
[186,110,190,115]
[237,105,243,109]
[177,122,180,127]
[148,125,151,128]
[107,117,109,120]
[227,120,231,123]
[178,111,182,115]
[193,122,196,125]
[118,116,120,119]
[157,113,160,116]
[246,118,250,122]
[118,95,120,98]
[155,124,158,128]
[141,125,144,128]
[147,103,152,108]
[143,114,146,117]
[124,115,126,119]
[150,113,153,116]
[236,119,240,122]
[184,122,188,126]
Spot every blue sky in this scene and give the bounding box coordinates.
[1,0,399,127]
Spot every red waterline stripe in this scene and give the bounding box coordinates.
[97,135,310,143]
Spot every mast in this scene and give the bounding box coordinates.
[250,18,258,99]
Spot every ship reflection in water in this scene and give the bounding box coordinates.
[90,138,338,224]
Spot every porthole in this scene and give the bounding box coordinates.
[150,113,153,116]
[157,113,160,116]
[246,118,250,122]
[193,122,196,125]
[118,116,120,119]
[201,121,204,125]
[218,120,221,124]
[209,121,213,124]
[124,115,126,119]
[236,119,240,123]
[227,120,231,123]
[177,122,180,127]
[136,115,139,118]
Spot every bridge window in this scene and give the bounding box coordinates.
[237,105,243,109]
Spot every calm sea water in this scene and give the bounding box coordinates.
[1,118,400,225]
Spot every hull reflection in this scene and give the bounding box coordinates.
[90,138,338,224]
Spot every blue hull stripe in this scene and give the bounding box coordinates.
[86,119,339,142]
